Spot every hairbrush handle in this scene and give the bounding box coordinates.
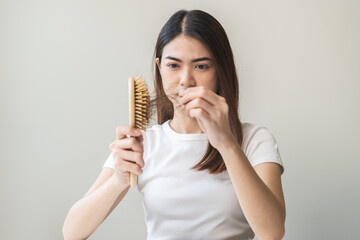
[128,76,137,188]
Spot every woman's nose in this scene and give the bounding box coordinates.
[179,68,195,88]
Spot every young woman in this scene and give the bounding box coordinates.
[63,9,286,240]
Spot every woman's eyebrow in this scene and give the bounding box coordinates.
[164,56,212,63]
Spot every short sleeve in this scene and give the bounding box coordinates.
[103,152,115,169]
[243,125,284,174]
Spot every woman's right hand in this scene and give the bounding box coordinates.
[109,126,144,186]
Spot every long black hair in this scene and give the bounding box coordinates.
[153,9,243,174]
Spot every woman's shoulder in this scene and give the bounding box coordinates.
[241,121,283,172]
[241,121,280,156]
[241,121,275,141]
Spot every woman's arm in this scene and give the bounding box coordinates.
[62,169,129,240]
[178,86,285,239]
[218,142,286,240]
[63,126,144,240]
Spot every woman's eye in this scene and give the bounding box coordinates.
[167,63,179,69]
[196,64,209,70]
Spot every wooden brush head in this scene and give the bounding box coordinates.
[129,74,150,131]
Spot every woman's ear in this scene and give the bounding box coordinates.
[156,58,160,69]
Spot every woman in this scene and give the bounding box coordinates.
[63,9,286,240]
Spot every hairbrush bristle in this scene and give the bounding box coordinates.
[134,75,150,130]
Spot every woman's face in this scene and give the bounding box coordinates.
[156,35,217,108]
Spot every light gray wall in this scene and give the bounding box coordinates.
[1,0,359,239]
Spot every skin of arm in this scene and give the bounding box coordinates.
[218,141,286,240]
[63,171,129,240]
[63,127,143,240]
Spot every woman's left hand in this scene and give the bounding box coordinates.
[179,86,237,151]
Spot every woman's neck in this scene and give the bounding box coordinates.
[169,110,204,134]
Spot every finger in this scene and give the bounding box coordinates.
[123,161,143,175]
[110,137,144,152]
[135,133,144,143]
[179,86,220,106]
[110,137,143,152]
[137,140,144,152]
[114,156,143,175]
[116,149,145,168]
[133,136,144,151]
[116,126,141,140]
[184,97,213,116]
[189,108,210,120]
[196,116,206,132]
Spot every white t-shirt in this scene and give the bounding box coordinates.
[103,120,284,240]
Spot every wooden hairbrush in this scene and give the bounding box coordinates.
[129,74,150,188]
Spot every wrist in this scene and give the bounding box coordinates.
[110,173,129,191]
[217,135,239,154]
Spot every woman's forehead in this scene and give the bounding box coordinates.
[162,35,213,60]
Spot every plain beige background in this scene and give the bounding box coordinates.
[1,0,359,239]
